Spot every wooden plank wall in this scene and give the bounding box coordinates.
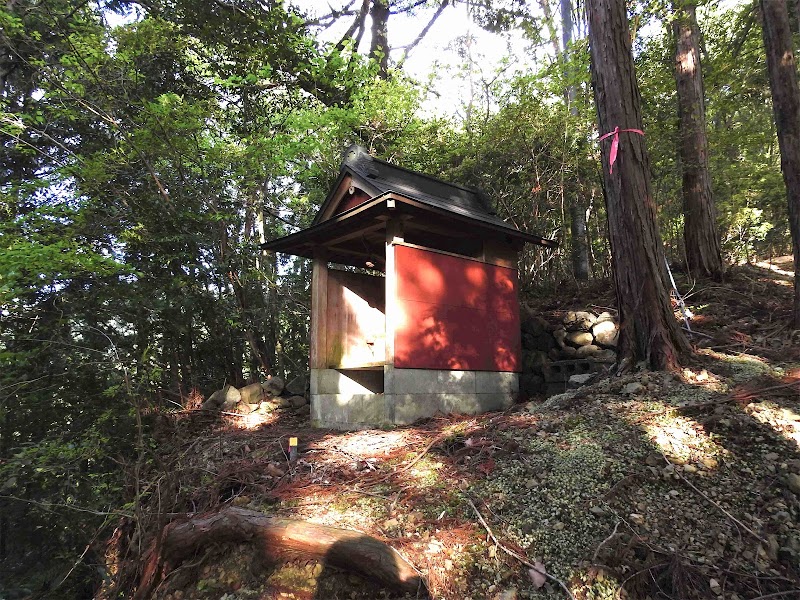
[325,270,386,368]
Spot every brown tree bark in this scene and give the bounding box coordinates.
[370,0,390,77]
[673,1,723,280]
[587,0,690,370]
[761,0,800,328]
[134,507,425,599]
[562,0,590,281]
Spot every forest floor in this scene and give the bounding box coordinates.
[135,260,800,600]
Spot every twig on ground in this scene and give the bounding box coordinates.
[661,452,768,545]
[748,592,800,600]
[592,521,621,562]
[465,497,576,600]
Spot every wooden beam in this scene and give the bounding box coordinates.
[384,218,404,368]
[310,251,328,370]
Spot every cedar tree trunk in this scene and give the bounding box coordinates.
[587,0,690,370]
[370,0,390,78]
[562,0,590,281]
[761,0,800,328]
[674,1,724,280]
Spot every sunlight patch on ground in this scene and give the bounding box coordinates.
[746,401,800,449]
[755,258,795,277]
[681,366,726,391]
[642,410,724,465]
[226,411,279,429]
[696,348,773,383]
[333,430,410,458]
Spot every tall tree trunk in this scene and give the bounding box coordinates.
[587,0,690,370]
[561,0,590,280]
[761,0,800,327]
[370,0,390,78]
[674,1,724,280]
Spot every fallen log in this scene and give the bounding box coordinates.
[134,506,426,599]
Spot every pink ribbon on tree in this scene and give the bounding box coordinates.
[598,126,645,174]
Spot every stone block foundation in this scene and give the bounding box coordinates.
[310,367,518,430]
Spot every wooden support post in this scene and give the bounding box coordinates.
[310,251,328,370]
[384,220,403,371]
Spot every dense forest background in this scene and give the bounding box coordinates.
[1,0,798,596]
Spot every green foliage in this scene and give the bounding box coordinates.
[0,0,795,595]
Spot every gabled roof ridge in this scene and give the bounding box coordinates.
[343,145,483,197]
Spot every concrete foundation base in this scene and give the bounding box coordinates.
[310,367,518,429]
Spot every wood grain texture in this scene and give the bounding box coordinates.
[587,0,690,369]
[134,506,425,599]
[761,0,800,327]
[673,0,723,280]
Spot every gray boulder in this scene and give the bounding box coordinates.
[262,376,285,397]
[202,385,241,411]
[566,331,594,347]
[239,382,265,405]
[288,395,308,408]
[576,344,603,357]
[592,320,619,347]
[285,374,308,396]
[563,311,597,332]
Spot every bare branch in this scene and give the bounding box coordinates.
[397,0,450,66]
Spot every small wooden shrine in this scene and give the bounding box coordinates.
[261,146,556,429]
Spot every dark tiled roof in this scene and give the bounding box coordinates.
[319,145,518,232]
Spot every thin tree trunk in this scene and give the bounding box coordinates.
[761,0,800,327]
[674,1,723,280]
[587,0,690,370]
[562,0,590,280]
[370,0,390,77]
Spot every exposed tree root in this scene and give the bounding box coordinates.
[134,506,426,599]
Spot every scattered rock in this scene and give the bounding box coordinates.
[285,374,308,396]
[709,578,721,595]
[566,331,594,347]
[592,320,619,347]
[561,346,578,358]
[576,344,602,357]
[593,349,617,362]
[568,373,593,388]
[288,395,308,408]
[764,452,780,461]
[629,513,645,526]
[235,401,253,415]
[203,385,241,411]
[564,311,596,332]
[262,376,285,397]
[590,506,606,516]
[494,587,518,600]
[683,464,698,474]
[645,454,661,467]
[239,382,265,405]
[786,473,800,495]
[623,382,644,395]
[553,328,567,349]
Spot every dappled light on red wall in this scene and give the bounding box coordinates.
[394,245,521,372]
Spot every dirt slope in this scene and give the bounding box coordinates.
[115,264,800,600]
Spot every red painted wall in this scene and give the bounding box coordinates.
[394,245,521,372]
[333,189,372,216]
